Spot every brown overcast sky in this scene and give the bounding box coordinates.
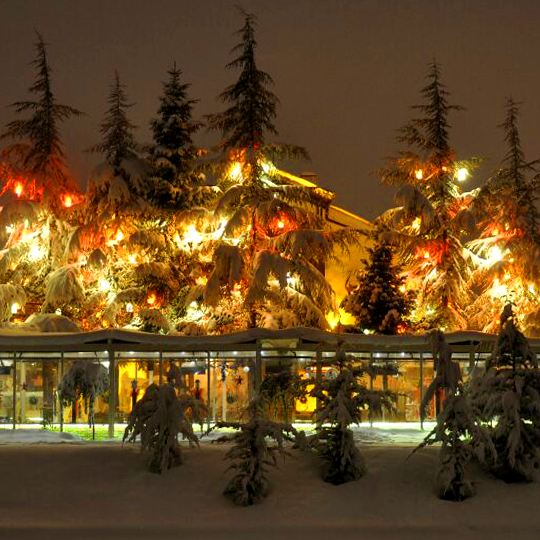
[1,0,539,220]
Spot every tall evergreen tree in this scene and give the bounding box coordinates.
[379,61,478,329]
[468,99,540,333]
[340,228,415,334]
[0,32,82,207]
[147,63,204,210]
[88,70,139,169]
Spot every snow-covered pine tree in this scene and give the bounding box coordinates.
[176,9,362,333]
[467,99,540,334]
[310,342,395,484]
[412,330,494,501]
[210,398,301,506]
[340,226,415,334]
[379,61,478,330]
[0,32,82,209]
[469,304,540,482]
[123,381,206,473]
[86,70,149,223]
[147,64,206,211]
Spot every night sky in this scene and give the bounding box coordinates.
[1,0,539,220]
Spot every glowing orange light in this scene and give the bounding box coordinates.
[14,183,23,197]
[492,228,499,236]
[147,294,156,306]
[442,166,448,172]
[64,195,73,208]
[399,285,406,293]
[423,251,430,259]
[116,230,124,242]
[415,169,423,180]
[277,221,285,229]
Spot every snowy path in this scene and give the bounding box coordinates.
[0,443,539,540]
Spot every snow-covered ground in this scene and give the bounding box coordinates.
[0,431,539,540]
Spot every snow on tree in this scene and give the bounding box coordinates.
[469,304,540,482]
[340,226,415,334]
[209,398,301,506]
[412,330,495,501]
[146,63,208,211]
[309,342,395,484]
[123,381,205,473]
[378,61,479,330]
[57,360,109,437]
[0,32,82,209]
[467,99,540,334]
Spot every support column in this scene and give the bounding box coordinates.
[254,349,262,395]
[206,352,211,430]
[419,352,424,431]
[12,353,17,429]
[108,347,116,439]
[159,351,163,385]
[315,349,322,412]
[59,352,64,433]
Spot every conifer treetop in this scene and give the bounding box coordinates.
[1,31,82,203]
[88,70,139,168]
[207,9,279,153]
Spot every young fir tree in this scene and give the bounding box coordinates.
[412,330,494,501]
[469,304,540,482]
[310,343,395,484]
[467,99,540,333]
[210,398,301,506]
[379,61,478,330]
[147,64,205,211]
[0,32,82,208]
[340,228,415,334]
[123,368,206,474]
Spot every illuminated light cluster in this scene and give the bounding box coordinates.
[411,217,421,232]
[99,279,111,292]
[147,294,156,306]
[11,302,20,314]
[183,225,202,247]
[64,195,73,208]
[14,183,23,197]
[456,168,468,182]
[415,169,423,180]
[491,278,508,298]
[126,303,134,313]
[277,221,285,229]
[229,162,242,181]
[423,251,430,260]
[29,244,43,261]
[399,284,406,293]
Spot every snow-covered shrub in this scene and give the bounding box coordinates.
[57,361,109,430]
[310,343,396,484]
[210,399,301,506]
[123,383,206,473]
[469,304,540,482]
[44,265,85,308]
[24,313,80,332]
[137,308,172,334]
[412,330,495,501]
[0,283,26,322]
[259,371,309,422]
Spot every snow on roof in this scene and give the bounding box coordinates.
[0,327,517,353]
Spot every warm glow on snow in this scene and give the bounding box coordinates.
[126,302,134,313]
[99,280,111,291]
[11,302,19,314]
[411,217,421,231]
[29,244,43,261]
[183,225,202,247]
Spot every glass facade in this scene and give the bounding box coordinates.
[0,331,531,436]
